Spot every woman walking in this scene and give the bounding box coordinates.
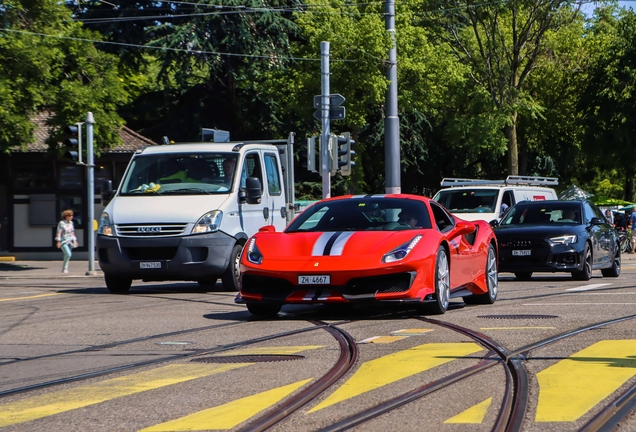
[55,209,78,273]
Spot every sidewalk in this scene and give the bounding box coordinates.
[0,260,103,278]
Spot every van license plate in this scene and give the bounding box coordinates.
[298,275,330,285]
[512,250,531,256]
[140,262,162,269]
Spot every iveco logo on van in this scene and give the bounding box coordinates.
[138,226,161,233]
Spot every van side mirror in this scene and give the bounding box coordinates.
[101,180,114,206]
[239,176,262,205]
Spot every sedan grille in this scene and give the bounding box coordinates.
[115,223,188,237]
[499,239,546,248]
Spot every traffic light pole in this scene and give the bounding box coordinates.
[320,41,331,199]
[85,112,96,275]
[385,0,401,194]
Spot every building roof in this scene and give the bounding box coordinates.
[16,111,156,153]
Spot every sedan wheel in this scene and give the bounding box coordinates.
[601,247,621,278]
[572,243,592,281]
[464,244,498,305]
[424,246,450,314]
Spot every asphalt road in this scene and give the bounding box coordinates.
[1,256,636,431]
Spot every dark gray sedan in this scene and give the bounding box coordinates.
[492,200,620,280]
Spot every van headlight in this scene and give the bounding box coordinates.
[192,210,222,233]
[98,212,114,236]
[382,235,423,263]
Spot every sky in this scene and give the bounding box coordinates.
[580,1,634,17]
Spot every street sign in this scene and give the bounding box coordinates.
[313,94,346,109]
[313,107,346,121]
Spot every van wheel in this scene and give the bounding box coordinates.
[105,274,132,294]
[197,278,218,290]
[221,244,243,292]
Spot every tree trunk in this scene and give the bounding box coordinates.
[505,112,519,175]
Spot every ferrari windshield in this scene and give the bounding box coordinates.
[500,203,582,225]
[119,153,238,195]
[286,198,432,232]
[433,188,499,213]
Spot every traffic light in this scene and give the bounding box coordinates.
[301,136,317,172]
[331,132,356,176]
[63,124,82,163]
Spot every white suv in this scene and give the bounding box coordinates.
[433,176,559,222]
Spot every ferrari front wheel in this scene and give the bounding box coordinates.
[423,246,450,315]
[246,302,281,318]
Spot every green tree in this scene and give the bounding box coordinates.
[0,0,128,155]
[579,8,636,202]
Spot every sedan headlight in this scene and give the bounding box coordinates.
[98,212,114,236]
[246,237,263,264]
[382,235,423,263]
[547,234,577,246]
[192,210,222,234]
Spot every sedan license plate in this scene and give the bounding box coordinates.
[512,250,531,256]
[298,275,330,285]
[140,262,162,269]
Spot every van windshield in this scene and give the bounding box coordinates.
[433,189,499,213]
[119,153,238,195]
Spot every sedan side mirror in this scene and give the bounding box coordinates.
[590,217,604,225]
[489,219,499,228]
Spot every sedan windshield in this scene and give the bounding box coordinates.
[286,198,432,232]
[500,203,582,225]
[119,153,238,195]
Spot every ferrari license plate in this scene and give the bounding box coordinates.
[512,250,531,256]
[140,262,162,269]
[298,275,330,285]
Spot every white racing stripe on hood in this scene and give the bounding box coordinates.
[311,232,355,256]
[330,232,354,256]
[312,232,333,256]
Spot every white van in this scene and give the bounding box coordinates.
[432,176,558,222]
[97,137,295,294]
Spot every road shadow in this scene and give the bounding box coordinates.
[0,262,46,272]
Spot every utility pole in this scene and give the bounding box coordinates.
[85,112,96,275]
[320,41,331,199]
[385,0,401,194]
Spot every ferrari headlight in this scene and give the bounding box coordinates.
[382,235,423,263]
[98,212,114,236]
[246,237,263,264]
[192,210,222,234]
[547,234,577,246]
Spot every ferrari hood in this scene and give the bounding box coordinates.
[253,231,424,259]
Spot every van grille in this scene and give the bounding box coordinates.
[115,224,188,237]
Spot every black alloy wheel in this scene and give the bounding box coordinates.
[601,246,621,277]
[572,243,592,281]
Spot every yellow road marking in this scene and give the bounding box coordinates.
[216,346,323,356]
[480,327,556,330]
[390,328,434,336]
[444,397,492,424]
[0,364,250,427]
[308,343,482,412]
[536,340,636,422]
[0,293,60,302]
[358,336,408,344]
[141,379,312,431]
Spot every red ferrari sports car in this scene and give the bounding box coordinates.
[237,194,498,317]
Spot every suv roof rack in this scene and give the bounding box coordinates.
[440,175,558,188]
